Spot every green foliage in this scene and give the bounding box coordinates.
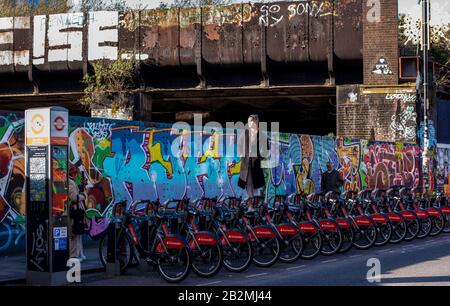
[0,0,133,17]
[0,0,71,17]
[80,57,138,112]
[79,0,131,11]
[159,0,231,9]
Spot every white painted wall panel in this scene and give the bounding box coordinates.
[88,11,118,61]
[33,15,46,65]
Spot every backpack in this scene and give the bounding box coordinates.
[71,208,86,235]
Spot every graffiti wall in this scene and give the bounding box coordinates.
[337,85,418,144]
[436,144,450,195]
[0,114,426,256]
[0,112,26,254]
[265,134,422,198]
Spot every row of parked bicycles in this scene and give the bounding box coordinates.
[98,185,450,283]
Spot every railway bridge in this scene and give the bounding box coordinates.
[0,0,417,140]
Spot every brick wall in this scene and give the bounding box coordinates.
[337,85,418,143]
[363,0,399,85]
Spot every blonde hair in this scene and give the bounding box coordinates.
[248,114,259,124]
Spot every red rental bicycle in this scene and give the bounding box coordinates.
[370,189,408,244]
[265,195,304,263]
[286,194,323,260]
[432,191,450,233]
[355,190,393,247]
[179,198,223,278]
[99,200,192,283]
[238,196,281,267]
[327,191,378,251]
[320,191,354,253]
[212,197,254,272]
[400,187,433,239]
[302,193,343,256]
[386,186,420,241]
[409,188,446,237]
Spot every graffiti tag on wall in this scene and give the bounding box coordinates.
[436,145,450,195]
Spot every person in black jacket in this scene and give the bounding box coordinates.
[69,165,88,261]
[321,162,344,194]
[238,115,267,198]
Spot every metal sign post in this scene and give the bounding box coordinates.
[421,0,431,193]
[25,107,70,285]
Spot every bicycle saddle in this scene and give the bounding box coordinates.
[386,188,395,196]
[342,190,357,200]
[357,189,371,198]
[129,200,157,217]
[399,186,411,196]
[304,199,321,210]
[371,189,386,198]
[287,193,303,205]
[247,196,266,207]
[158,199,188,219]
[411,187,423,199]
[221,197,241,209]
[267,195,286,210]
[307,193,322,203]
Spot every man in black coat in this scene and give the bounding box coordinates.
[321,162,344,194]
[238,115,267,198]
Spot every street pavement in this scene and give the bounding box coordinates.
[75,233,450,286]
[0,246,101,283]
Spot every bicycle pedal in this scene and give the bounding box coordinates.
[144,257,153,264]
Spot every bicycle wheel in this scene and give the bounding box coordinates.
[279,234,303,263]
[417,216,432,239]
[190,242,223,278]
[301,231,322,260]
[430,215,445,236]
[157,246,191,283]
[320,221,343,256]
[223,240,253,272]
[99,230,133,272]
[404,217,420,241]
[443,213,450,233]
[252,236,281,267]
[338,227,354,254]
[389,218,407,244]
[374,222,392,247]
[353,221,377,250]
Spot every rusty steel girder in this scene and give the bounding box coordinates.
[0,1,362,71]
[0,1,364,93]
[121,1,363,66]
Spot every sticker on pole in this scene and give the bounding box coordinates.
[25,109,50,146]
[53,227,68,239]
[51,111,68,145]
[54,116,65,131]
[54,238,67,251]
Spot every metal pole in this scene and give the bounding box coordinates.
[421,0,430,192]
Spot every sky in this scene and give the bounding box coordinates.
[398,0,450,26]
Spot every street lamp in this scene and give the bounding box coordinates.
[420,0,430,193]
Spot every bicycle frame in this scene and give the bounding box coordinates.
[115,200,188,265]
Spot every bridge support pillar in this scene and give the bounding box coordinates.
[134,93,152,122]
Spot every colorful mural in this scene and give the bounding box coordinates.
[0,112,26,254]
[0,114,431,256]
[364,142,421,190]
[436,145,450,195]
